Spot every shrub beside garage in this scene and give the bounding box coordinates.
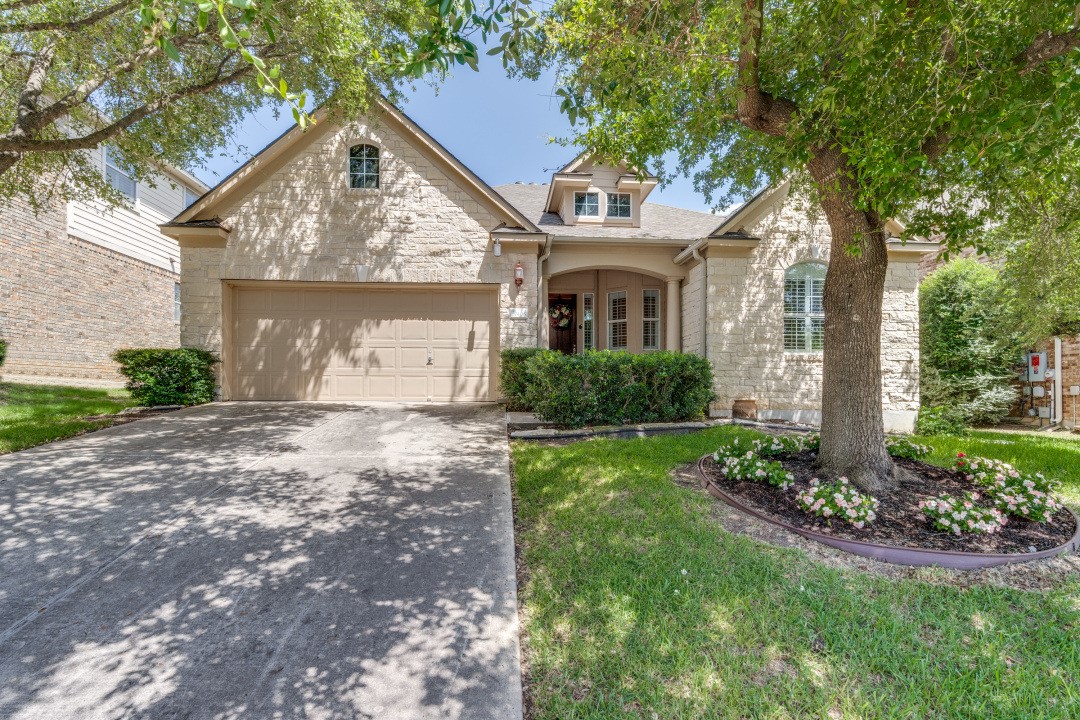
[501,349,714,427]
[112,348,219,406]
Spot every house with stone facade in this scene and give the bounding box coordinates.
[164,98,936,431]
[0,148,207,384]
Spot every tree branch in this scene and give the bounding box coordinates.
[0,0,133,33]
[734,0,796,137]
[1016,27,1080,74]
[13,40,56,136]
[3,33,205,141]
[0,64,255,154]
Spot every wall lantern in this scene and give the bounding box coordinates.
[492,238,502,257]
[514,262,524,286]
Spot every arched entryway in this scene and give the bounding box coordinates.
[547,269,671,354]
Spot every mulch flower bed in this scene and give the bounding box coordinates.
[700,450,1076,554]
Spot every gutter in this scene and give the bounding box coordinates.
[1055,337,1064,424]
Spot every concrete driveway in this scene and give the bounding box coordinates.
[0,403,521,720]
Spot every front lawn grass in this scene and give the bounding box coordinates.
[0,382,135,454]
[513,427,1079,719]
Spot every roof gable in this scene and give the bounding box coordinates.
[170,98,540,233]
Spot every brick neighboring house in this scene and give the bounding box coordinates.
[163,99,936,431]
[0,148,208,384]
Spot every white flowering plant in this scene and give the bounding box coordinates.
[712,443,795,490]
[795,477,880,528]
[954,453,1062,523]
[885,437,932,460]
[919,492,1007,535]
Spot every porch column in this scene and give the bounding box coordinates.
[665,277,681,351]
[538,272,550,348]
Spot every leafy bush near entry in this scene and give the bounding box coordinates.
[916,404,967,436]
[112,348,219,406]
[500,348,546,411]
[511,349,714,427]
[919,260,1022,429]
[0,339,6,367]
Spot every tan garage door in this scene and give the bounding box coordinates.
[228,284,498,401]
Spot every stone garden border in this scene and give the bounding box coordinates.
[696,455,1080,569]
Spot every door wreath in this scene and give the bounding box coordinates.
[549,303,573,329]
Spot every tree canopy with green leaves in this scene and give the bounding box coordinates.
[529,0,1080,493]
[0,0,534,207]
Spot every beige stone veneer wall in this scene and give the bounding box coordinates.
[180,118,538,372]
[696,189,921,432]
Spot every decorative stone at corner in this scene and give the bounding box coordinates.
[696,455,1080,570]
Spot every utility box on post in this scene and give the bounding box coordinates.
[1027,352,1048,382]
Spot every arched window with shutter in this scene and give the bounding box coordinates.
[348,144,380,189]
[783,263,826,352]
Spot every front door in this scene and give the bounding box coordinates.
[548,294,577,354]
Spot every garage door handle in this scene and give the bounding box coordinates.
[427,349,433,366]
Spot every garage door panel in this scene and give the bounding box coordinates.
[431,319,461,341]
[269,290,301,311]
[399,319,429,341]
[332,319,365,346]
[400,347,431,371]
[462,291,493,315]
[303,291,333,312]
[365,346,398,372]
[229,285,498,401]
[335,290,366,313]
[366,319,397,341]
[397,376,429,400]
[236,289,267,312]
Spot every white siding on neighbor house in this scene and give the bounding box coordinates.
[67,146,196,272]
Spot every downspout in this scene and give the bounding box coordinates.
[537,235,553,347]
[692,242,707,356]
[1054,336,1063,424]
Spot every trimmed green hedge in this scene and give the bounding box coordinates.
[0,339,6,367]
[500,347,547,411]
[112,348,219,406]
[502,349,714,427]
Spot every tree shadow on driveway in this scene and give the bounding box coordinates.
[0,402,520,720]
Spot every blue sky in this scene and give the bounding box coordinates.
[195,63,722,214]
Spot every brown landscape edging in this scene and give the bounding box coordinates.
[696,456,1080,569]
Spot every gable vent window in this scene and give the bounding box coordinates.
[574,191,599,217]
[784,263,826,352]
[607,290,627,350]
[607,192,632,218]
[642,289,660,350]
[183,186,200,208]
[349,144,380,189]
[104,146,136,201]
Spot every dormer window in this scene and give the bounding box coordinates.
[607,192,631,218]
[574,191,599,217]
[349,144,380,189]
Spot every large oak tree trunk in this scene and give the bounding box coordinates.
[808,148,899,495]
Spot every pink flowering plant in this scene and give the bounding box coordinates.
[712,441,795,490]
[919,492,1007,535]
[954,453,1062,522]
[885,437,931,460]
[795,477,879,528]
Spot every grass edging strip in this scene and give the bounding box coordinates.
[696,455,1080,569]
